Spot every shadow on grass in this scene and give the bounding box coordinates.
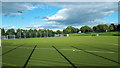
[86,45,118,53]
[71,46,120,64]
[1,44,24,56]
[81,44,118,52]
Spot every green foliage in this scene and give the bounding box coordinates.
[117,24,120,31]
[80,26,92,33]
[63,26,79,34]
[16,29,22,38]
[92,24,119,32]
[4,29,55,38]
[56,30,62,34]
[93,26,99,32]
[96,24,109,32]
[109,24,116,31]
[1,28,6,36]
[2,24,120,38]
[6,29,15,35]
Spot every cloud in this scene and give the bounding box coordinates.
[40,22,66,29]
[2,2,118,30]
[2,25,15,28]
[44,8,68,21]
[25,22,66,29]
[86,20,118,26]
[44,2,118,26]
[2,2,38,16]
[25,26,35,28]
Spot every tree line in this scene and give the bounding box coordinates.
[1,29,56,38]
[62,24,120,34]
[1,24,120,38]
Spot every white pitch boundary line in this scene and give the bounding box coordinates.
[3,46,54,50]
[104,43,119,46]
[61,49,116,53]
[3,46,117,53]
[113,44,119,46]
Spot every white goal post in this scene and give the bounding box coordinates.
[7,35,15,39]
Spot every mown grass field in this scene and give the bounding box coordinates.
[1,36,119,67]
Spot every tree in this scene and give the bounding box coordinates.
[16,29,22,38]
[33,29,38,37]
[38,29,42,37]
[22,30,27,38]
[109,24,116,31]
[114,25,118,31]
[117,24,120,31]
[96,24,109,32]
[50,31,56,37]
[47,30,54,37]
[6,29,15,35]
[63,26,79,34]
[56,30,62,34]
[80,26,92,33]
[93,26,99,32]
[29,29,34,38]
[25,30,30,38]
[1,28,6,36]
[63,29,69,34]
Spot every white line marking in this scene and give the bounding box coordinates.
[104,43,119,46]
[3,46,117,53]
[61,49,116,53]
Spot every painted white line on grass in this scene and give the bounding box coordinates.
[104,43,119,46]
[3,46,117,53]
[19,47,54,50]
[114,44,119,46]
[3,46,54,50]
[3,46,33,49]
[85,50,115,53]
[61,49,116,53]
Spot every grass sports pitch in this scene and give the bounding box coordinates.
[1,36,119,67]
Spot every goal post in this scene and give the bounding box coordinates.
[7,35,15,39]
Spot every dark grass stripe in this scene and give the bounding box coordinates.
[23,45,37,68]
[52,46,77,68]
[1,66,119,68]
[85,45,118,52]
[71,46,120,64]
[1,44,24,56]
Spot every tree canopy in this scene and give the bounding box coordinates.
[80,26,92,33]
[1,23,119,39]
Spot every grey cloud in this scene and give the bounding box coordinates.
[2,2,118,29]
[40,22,66,29]
[25,22,66,29]
[45,2,118,26]
[2,2,38,16]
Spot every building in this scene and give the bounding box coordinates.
[54,34,63,37]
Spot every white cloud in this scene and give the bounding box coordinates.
[2,2,38,16]
[25,22,66,29]
[2,25,15,29]
[44,8,68,21]
[44,2,118,26]
[2,2,118,30]
[40,22,66,29]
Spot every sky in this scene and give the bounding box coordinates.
[1,2,118,30]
